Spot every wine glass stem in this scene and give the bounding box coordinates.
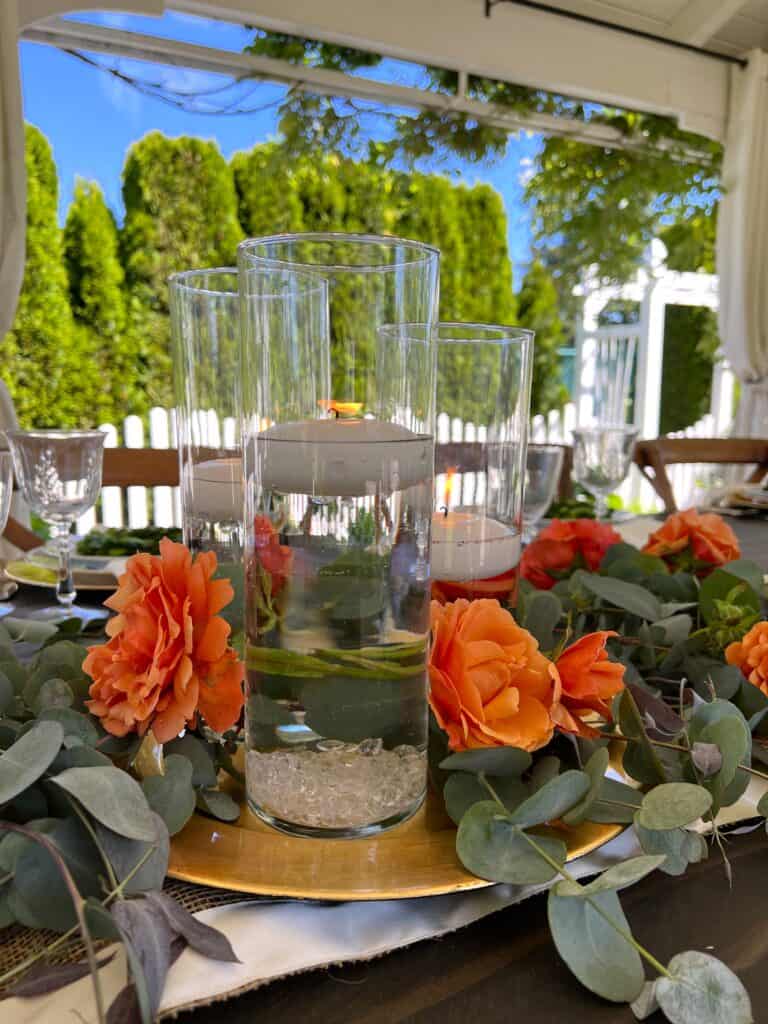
[52,522,76,609]
[594,493,609,521]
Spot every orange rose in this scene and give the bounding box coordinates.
[553,630,626,737]
[726,621,768,696]
[520,519,622,590]
[85,539,244,742]
[428,598,561,752]
[254,515,292,594]
[642,509,740,573]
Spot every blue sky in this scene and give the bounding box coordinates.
[19,9,541,279]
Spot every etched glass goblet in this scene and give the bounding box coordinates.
[6,430,105,618]
[572,426,638,521]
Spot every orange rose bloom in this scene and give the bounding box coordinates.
[428,598,561,752]
[520,518,622,590]
[85,539,244,743]
[254,515,293,594]
[553,631,626,737]
[726,621,768,696]
[642,509,739,572]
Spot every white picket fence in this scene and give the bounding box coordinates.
[83,399,736,534]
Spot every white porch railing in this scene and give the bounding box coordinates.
[81,392,737,536]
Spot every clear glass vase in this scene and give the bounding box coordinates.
[238,233,439,838]
[431,323,534,606]
[169,269,244,631]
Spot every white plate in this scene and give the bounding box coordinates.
[4,562,119,592]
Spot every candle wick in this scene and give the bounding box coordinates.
[440,505,449,518]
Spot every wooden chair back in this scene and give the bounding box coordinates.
[436,441,573,501]
[634,437,768,512]
[4,448,181,552]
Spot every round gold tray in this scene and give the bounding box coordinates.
[168,786,623,901]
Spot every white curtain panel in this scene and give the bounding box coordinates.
[0,1,25,343]
[717,49,768,436]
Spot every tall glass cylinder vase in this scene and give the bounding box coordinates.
[239,233,439,838]
[432,323,533,605]
[169,269,244,630]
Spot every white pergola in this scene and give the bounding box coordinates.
[2,0,768,434]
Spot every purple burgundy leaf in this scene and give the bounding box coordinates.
[145,891,240,963]
[691,741,723,778]
[111,897,174,1018]
[628,683,684,740]
[106,982,141,1024]
[1,952,116,1000]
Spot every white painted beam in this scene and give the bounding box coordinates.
[21,16,715,159]
[169,0,731,140]
[666,0,750,48]
[17,0,163,31]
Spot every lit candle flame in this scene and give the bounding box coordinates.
[318,399,364,418]
[443,466,458,511]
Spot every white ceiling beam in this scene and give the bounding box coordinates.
[667,0,753,47]
[666,0,750,47]
[17,0,163,31]
[21,16,714,160]
[168,0,732,140]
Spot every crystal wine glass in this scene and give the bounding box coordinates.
[572,426,638,521]
[523,444,564,542]
[5,430,105,618]
[0,453,16,615]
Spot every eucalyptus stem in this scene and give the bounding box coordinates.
[0,824,105,1024]
[604,730,768,785]
[476,774,671,979]
[517,829,672,980]
[0,843,156,990]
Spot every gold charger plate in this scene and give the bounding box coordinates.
[168,785,623,901]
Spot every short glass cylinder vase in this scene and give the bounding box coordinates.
[431,323,534,605]
[169,269,244,630]
[238,233,439,839]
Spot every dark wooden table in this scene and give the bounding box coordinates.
[10,516,768,1023]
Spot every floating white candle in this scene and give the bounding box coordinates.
[190,457,243,522]
[258,419,432,498]
[431,512,521,582]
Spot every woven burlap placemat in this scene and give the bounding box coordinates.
[0,879,266,992]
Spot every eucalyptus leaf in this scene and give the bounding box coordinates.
[554,854,666,897]
[581,574,662,621]
[456,801,566,884]
[163,734,218,789]
[529,755,561,791]
[50,767,157,842]
[548,887,645,1002]
[35,678,74,712]
[0,721,64,806]
[655,950,753,1024]
[509,770,590,828]
[757,791,768,818]
[618,688,667,786]
[439,746,532,777]
[652,614,693,646]
[0,817,59,873]
[52,745,113,771]
[635,824,707,876]
[195,788,241,822]
[141,755,196,836]
[698,716,750,812]
[0,670,14,715]
[8,817,103,931]
[586,776,643,824]
[3,953,117,998]
[636,783,712,831]
[631,981,660,1020]
[521,591,563,650]
[562,748,609,826]
[40,707,99,747]
[443,771,528,825]
[690,742,722,778]
[93,813,170,895]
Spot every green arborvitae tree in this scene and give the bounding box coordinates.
[455,182,516,325]
[120,132,243,406]
[231,141,304,235]
[516,260,568,415]
[63,179,147,424]
[1,125,80,428]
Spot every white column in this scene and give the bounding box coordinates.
[635,281,666,438]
